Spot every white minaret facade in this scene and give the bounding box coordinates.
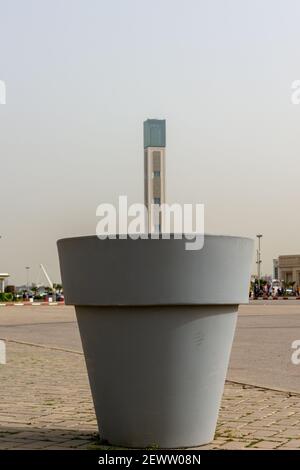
[143,119,166,233]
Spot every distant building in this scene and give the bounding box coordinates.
[0,273,9,293]
[277,255,300,286]
[143,119,166,232]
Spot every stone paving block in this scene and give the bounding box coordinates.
[246,429,280,439]
[252,440,289,449]
[218,440,255,449]
[279,429,300,439]
[278,439,300,449]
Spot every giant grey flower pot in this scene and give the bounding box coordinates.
[57,234,253,448]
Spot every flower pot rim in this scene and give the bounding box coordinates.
[57,233,253,244]
[57,235,254,307]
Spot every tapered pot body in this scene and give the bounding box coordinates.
[57,235,253,448]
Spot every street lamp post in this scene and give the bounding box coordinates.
[25,266,30,292]
[256,234,263,292]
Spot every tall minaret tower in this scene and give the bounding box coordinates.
[143,119,166,233]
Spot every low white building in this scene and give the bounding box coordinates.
[0,273,9,293]
[277,255,300,287]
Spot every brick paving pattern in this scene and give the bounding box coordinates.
[0,341,300,450]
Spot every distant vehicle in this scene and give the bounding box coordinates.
[285,288,295,296]
[272,279,280,294]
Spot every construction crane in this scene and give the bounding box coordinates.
[40,264,54,291]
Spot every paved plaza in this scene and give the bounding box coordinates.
[0,304,300,450]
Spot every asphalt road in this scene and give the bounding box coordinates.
[0,303,300,393]
[229,303,300,393]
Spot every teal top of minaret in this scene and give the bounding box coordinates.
[143,119,166,148]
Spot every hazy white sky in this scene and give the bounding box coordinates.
[1,0,300,285]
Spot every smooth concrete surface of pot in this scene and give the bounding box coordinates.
[57,235,253,448]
